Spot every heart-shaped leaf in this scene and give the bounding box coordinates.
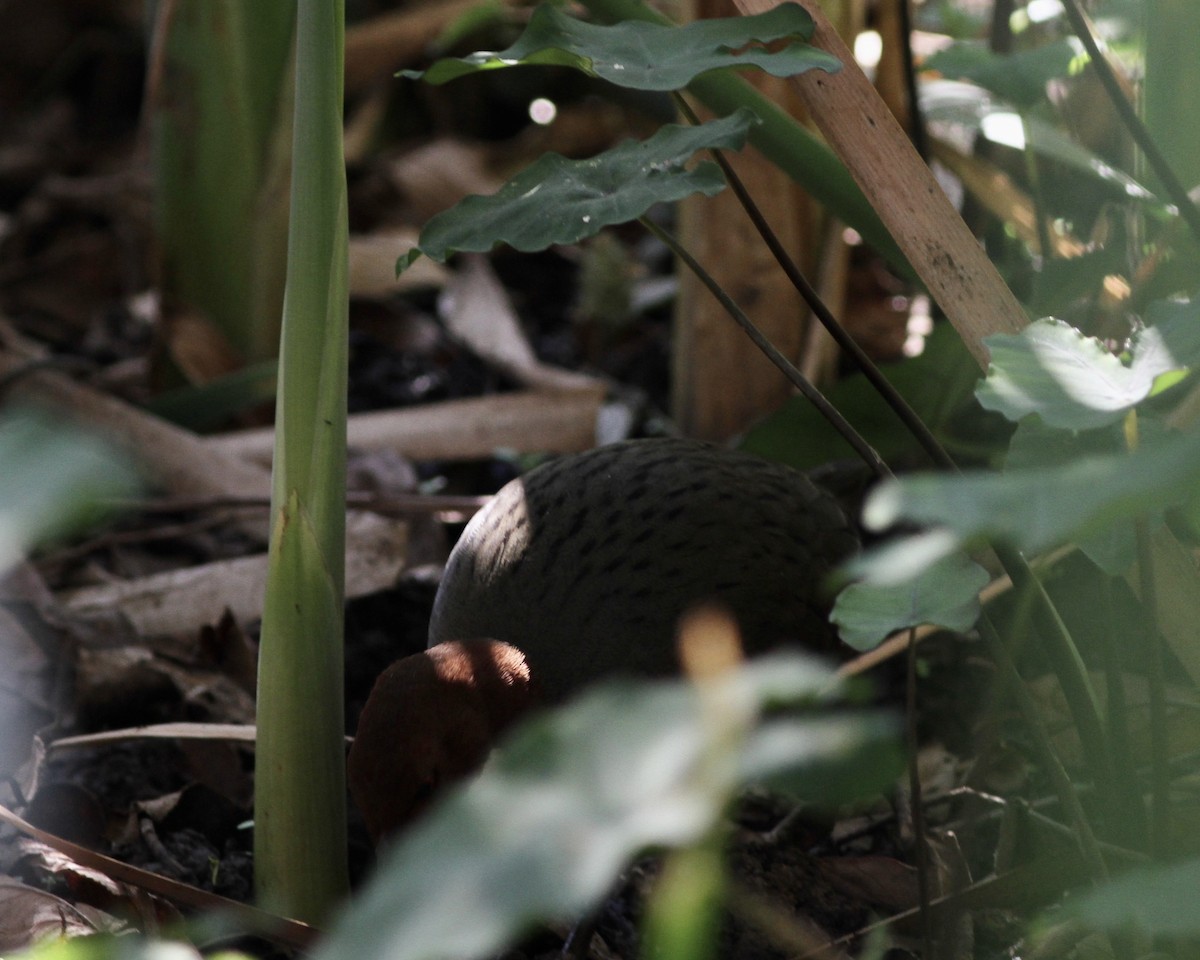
[402,2,840,91]
[399,110,758,271]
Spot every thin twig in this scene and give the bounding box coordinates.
[1058,0,1200,247]
[896,0,929,161]
[641,216,890,480]
[672,94,954,471]
[980,612,1109,881]
[906,626,934,957]
[1134,516,1169,857]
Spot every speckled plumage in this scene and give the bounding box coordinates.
[429,439,859,700]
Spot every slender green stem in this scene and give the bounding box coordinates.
[980,613,1109,881]
[992,543,1110,788]
[906,626,933,958]
[1019,112,1054,262]
[896,0,928,161]
[641,217,889,480]
[1134,516,1169,857]
[671,93,953,472]
[1058,0,1200,247]
[1099,586,1140,849]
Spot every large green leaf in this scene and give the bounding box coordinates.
[924,38,1082,109]
[976,316,1198,430]
[1001,417,1143,573]
[401,2,839,91]
[858,425,1200,580]
[833,549,990,650]
[1069,858,1200,935]
[399,110,758,271]
[921,79,1162,210]
[0,410,139,572]
[319,654,900,960]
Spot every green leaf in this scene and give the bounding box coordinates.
[0,410,139,572]
[978,318,1157,430]
[145,359,278,430]
[1142,294,1200,380]
[1027,246,1127,318]
[922,79,1162,210]
[399,110,758,271]
[1069,858,1200,935]
[401,2,840,91]
[255,491,348,919]
[977,312,1200,431]
[319,654,898,960]
[739,713,903,801]
[1003,417,1138,572]
[925,38,1082,108]
[861,425,1200,577]
[833,550,989,650]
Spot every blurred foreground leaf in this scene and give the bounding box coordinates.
[1069,858,1200,936]
[858,424,1200,581]
[0,410,138,572]
[319,653,900,960]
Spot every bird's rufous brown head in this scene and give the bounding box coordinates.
[347,638,537,844]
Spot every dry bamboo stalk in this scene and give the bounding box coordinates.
[732,0,1028,366]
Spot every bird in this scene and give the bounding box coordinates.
[348,438,860,842]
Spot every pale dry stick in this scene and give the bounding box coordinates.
[206,390,603,465]
[57,509,407,636]
[0,330,410,623]
[0,351,272,544]
[731,0,1029,366]
[0,802,317,949]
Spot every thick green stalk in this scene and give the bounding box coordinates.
[254,0,350,923]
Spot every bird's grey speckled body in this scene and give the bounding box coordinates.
[429,439,859,701]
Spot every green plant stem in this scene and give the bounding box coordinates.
[1099,586,1139,848]
[906,626,933,959]
[671,93,952,472]
[254,0,349,924]
[979,613,1109,881]
[148,0,294,363]
[1058,0,1200,248]
[896,0,928,161]
[641,217,889,480]
[992,543,1110,786]
[1134,516,1169,857]
[1019,112,1054,262]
